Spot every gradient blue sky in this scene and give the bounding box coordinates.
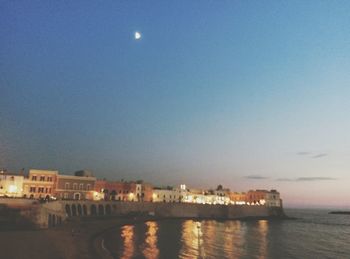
[1,1,350,207]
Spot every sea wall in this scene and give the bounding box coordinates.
[0,199,285,229]
[39,201,284,228]
[0,198,41,229]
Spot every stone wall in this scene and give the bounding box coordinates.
[0,199,285,229]
[40,201,282,226]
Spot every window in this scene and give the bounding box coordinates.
[65,183,70,189]
[31,175,37,181]
[47,177,52,182]
[64,193,68,199]
[79,183,83,190]
[73,183,77,190]
[87,184,90,191]
[40,176,45,181]
[30,187,36,193]
[38,187,44,193]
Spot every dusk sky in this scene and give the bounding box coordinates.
[1,1,350,208]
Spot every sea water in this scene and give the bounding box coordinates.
[103,209,350,258]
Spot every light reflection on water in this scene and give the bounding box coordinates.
[179,221,204,259]
[114,220,268,258]
[180,220,196,258]
[141,221,159,259]
[120,225,134,259]
[223,221,244,258]
[108,210,350,258]
[258,220,268,259]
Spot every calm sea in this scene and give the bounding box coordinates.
[103,209,350,258]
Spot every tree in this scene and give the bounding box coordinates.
[216,184,223,191]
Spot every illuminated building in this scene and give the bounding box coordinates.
[0,167,282,207]
[245,189,281,207]
[152,185,186,203]
[213,188,231,205]
[0,171,24,198]
[94,180,153,202]
[229,192,247,205]
[22,169,58,199]
[55,170,96,200]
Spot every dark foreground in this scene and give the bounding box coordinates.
[0,217,136,259]
[0,214,290,259]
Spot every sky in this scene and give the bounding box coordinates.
[1,1,350,208]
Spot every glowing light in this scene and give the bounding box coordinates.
[8,185,17,193]
[134,31,141,40]
[121,225,135,258]
[142,221,159,258]
[152,193,157,199]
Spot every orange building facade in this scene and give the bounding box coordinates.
[94,180,153,202]
[245,189,281,207]
[22,169,58,199]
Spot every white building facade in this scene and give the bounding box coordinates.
[0,173,24,197]
[152,188,184,203]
